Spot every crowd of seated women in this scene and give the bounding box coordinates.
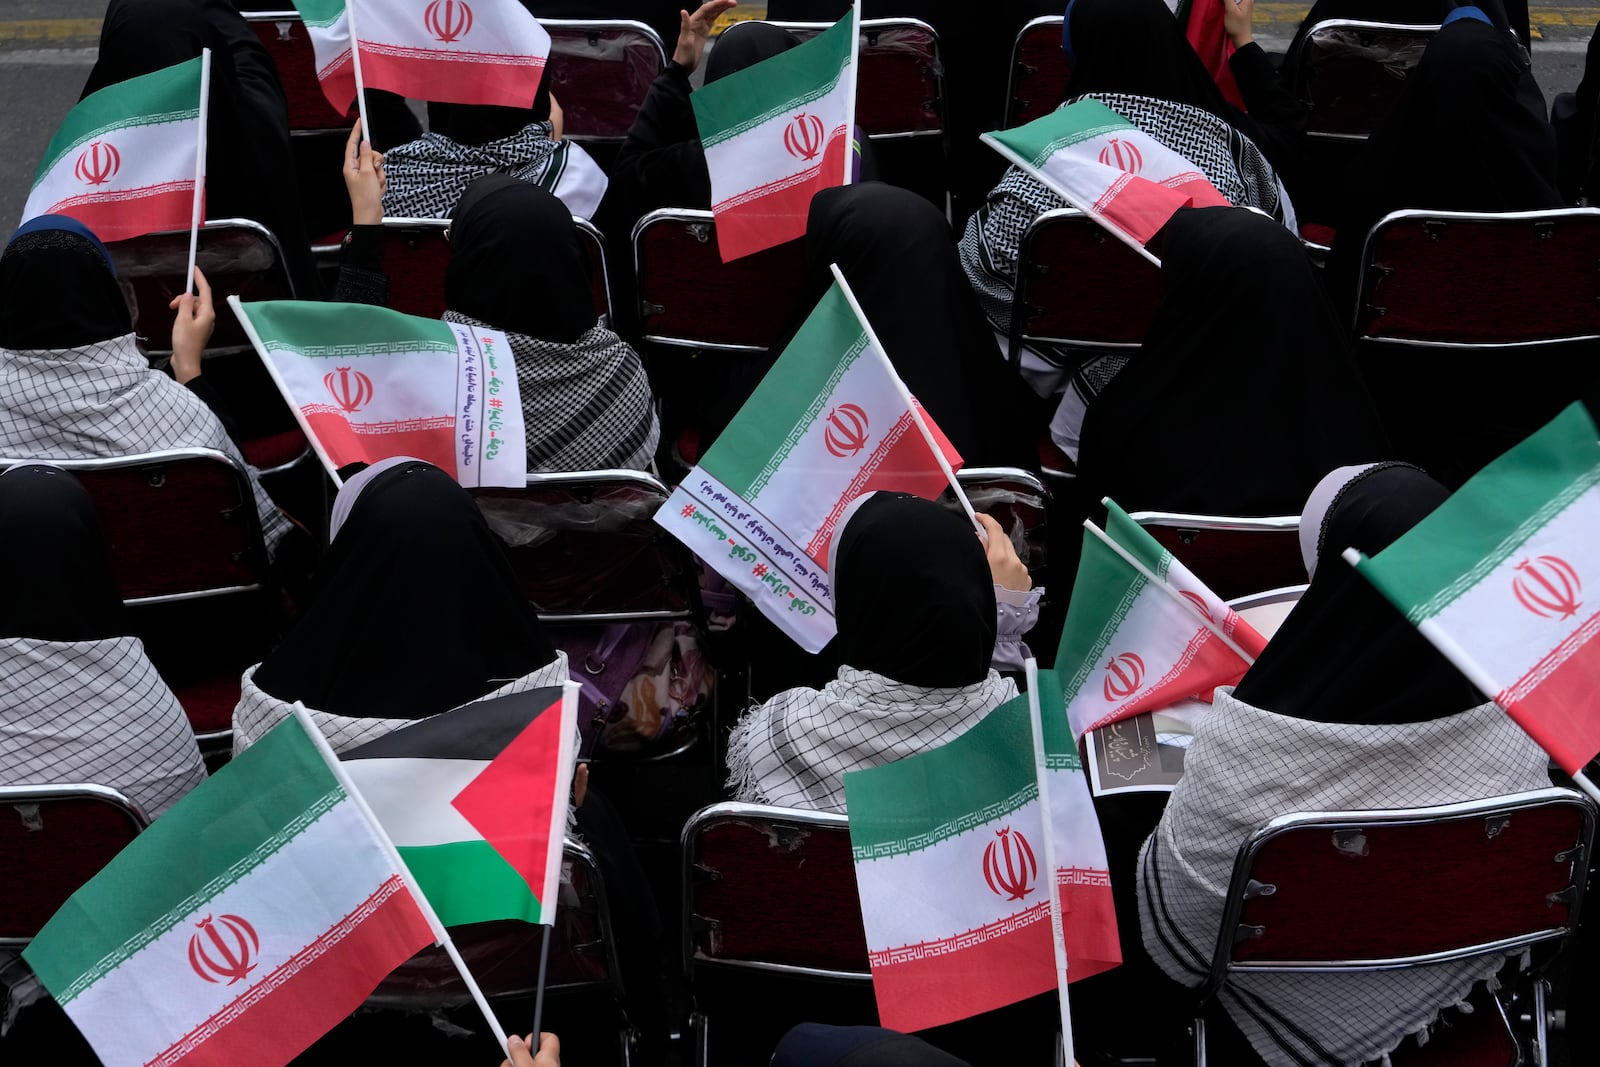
[4,0,1600,1063]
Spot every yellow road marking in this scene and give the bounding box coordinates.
[0,18,102,43]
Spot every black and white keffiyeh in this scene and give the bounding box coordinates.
[1137,688,1552,1067]
[726,667,1018,814]
[0,334,292,555]
[442,311,659,473]
[0,635,205,819]
[381,124,610,221]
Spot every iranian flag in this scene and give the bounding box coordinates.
[1351,402,1600,774]
[292,0,549,114]
[655,274,962,652]
[844,682,1119,1035]
[981,98,1230,262]
[1058,500,1265,739]
[21,55,204,242]
[230,297,526,488]
[22,715,434,1067]
[342,686,578,928]
[693,15,858,261]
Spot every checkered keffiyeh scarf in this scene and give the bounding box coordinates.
[958,93,1297,338]
[0,636,205,819]
[1137,689,1552,1067]
[0,334,293,555]
[381,125,610,221]
[442,312,660,474]
[726,667,1018,814]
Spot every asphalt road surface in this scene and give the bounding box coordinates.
[2,2,1600,228]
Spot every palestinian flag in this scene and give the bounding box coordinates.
[1058,501,1264,739]
[292,0,549,115]
[1351,402,1600,774]
[21,55,203,242]
[655,277,961,653]
[230,297,526,488]
[23,716,434,1067]
[845,687,1118,1034]
[981,98,1230,259]
[342,686,578,927]
[693,15,856,261]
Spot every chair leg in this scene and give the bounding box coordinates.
[1533,979,1549,1067]
[690,1011,709,1067]
[1192,1015,1207,1067]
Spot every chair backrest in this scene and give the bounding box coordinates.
[723,18,944,139]
[1004,16,1070,129]
[0,784,148,947]
[1011,208,1162,358]
[544,19,668,143]
[471,469,700,623]
[1288,20,1438,141]
[381,216,612,324]
[953,467,1051,589]
[1127,512,1303,602]
[1225,584,1307,642]
[682,802,871,979]
[106,219,295,358]
[247,11,359,132]
[1355,208,1600,347]
[633,209,809,351]
[1205,788,1595,993]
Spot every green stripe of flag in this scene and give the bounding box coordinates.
[1033,670,1079,769]
[1104,500,1174,583]
[983,98,1133,170]
[25,720,342,998]
[845,694,1036,858]
[241,300,459,356]
[34,56,203,183]
[1357,402,1600,621]
[398,840,544,928]
[292,0,346,29]
[1056,529,1147,701]
[692,16,853,150]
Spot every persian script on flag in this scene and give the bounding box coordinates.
[654,279,961,652]
[231,298,527,488]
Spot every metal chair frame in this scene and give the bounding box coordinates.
[542,18,668,145]
[1001,15,1066,130]
[1127,511,1299,535]
[1286,20,1442,144]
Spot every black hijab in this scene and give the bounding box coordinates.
[1077,206,1389,516]
[705,23,802,84]
[429,79,554,148]
[1233,462,1486,723]
[252,460,558,719]
[0,216,131,350]
[81,0,319,296]
[833,493,996,688]
[0,465,126,642]
[444,175,595,343]
[1062,0,1237,121]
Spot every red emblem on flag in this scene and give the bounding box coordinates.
[982,827,1037,901]
[188,914,260,985]
[783,113,825,161]
[325,366,375,413]
[1102,652,1145,701]
[823,403,869,457]
[424,0,473,42]
[1513,555,1583,620]
[1097,138,1143,175]
[74,141,121,186]
[1179,590,1214,621]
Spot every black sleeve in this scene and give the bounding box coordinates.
[183,373,243,447]
[331,224,391,306]
[1231,42,1308,143]
[604,62,713,227]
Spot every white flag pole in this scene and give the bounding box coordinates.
[1025,659,1076,1067]
[1083,519,1257,666]
[184,48,212,296]
[841,0,861,187]
[345,0,372,146]
[226,294,346,488]
[828,262,982,533]
[288,702,513,1058]
[1340,548,1600,807]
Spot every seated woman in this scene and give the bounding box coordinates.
[1075,206,1388,514]
[337,158,661,473]
[1136,462,1553,1067]
[958,0,1296,406]
[0,465,205,820]
[726,493,1036,813]
[0,216,293,558]
[231,458,568,753]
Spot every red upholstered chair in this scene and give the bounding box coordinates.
[0,451,279,752]
[0,784,148,947]
[1007,208,1163,371]
[952,467,1051,589]
[1288,20,1438,143]
[1004,16,1071,129]
[246,10,358,133]
[1193,787,1596,1067]
[681,802,873,1066]
[1127,512,1303,602]
[544,19,668,144]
